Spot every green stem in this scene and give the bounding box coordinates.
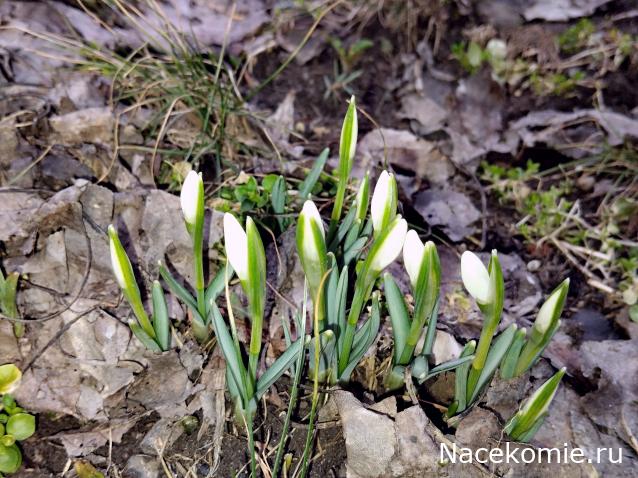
[246,415,257,478]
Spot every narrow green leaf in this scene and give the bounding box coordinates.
[422,355,475,383]
[151,281,170,351]
[256,338,305,400]
[332,205,357,250]
[325,254,339,328]
[383,274,410,364]
[340,294,380,381]
[500,327,527,379]
[453,340,476,414]
[298,148,329,200]
[334,266,349,352]
[158,264,201,320]
[421,299,440,358]
[343,236,368,265]
[210,303,248,400]
[130,322,162,352]
[343,219,361,251]
[205,264,234,311]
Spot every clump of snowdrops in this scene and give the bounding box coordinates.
[108,97,572,476]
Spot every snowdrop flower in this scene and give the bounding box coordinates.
[369,216,407,273]
[297,200,328,308]
[461,251,491,304]
[180,171,204,228]
[223,213,249,281]
[297,200,326,266]
[403,230,424,287]
[533,278,569,335]
[370,171,398,234]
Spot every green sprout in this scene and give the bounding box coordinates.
[504,368,566,442]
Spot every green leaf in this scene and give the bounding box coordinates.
[469,324,517,405]
[129,323,162,352]
[205,264,234,312]
[256,338,305,399]
[343,236,368,266]
[343,219,362,251]
[0,271,18,319]
[500,327,527,379]
[334,266,349,351]
[6,413,35,441]
[325,254,339,328]
[299,148,329,201]
[151,281,170,351]
[0,365,21,395]
[384,274,410,364]
[210,303,248,400]
[421,299,440,358]
[332,205,357,250]
[158,264,202,322]
[0,443,21,473]
[421,355,475,383]
[452,340,475,414]
[340,294,380,381]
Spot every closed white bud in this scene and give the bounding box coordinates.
[370,216,407,272]
[223,213,249,281]
[371,171,397,234]
[180,170,204,226]
[403,230,424,287]
[461,251,491,304]
[298,200,325,263]
[108,225,130,290]
[534,278,570,334]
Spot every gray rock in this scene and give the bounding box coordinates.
[126,455,160,478]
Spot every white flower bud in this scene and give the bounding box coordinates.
[108,225,129,290]
[534,278,570,334]
[180,171,204,226]
[223,213,249,281]
[370,171,397,234]
[403,230,424,287]
[461,251,491,304]
[370,216,407,272]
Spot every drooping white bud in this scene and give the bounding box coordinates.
[461,251,491,304]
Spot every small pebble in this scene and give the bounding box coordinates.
[527,259,541,272]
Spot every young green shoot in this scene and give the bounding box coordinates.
[108,225,170,352]
[504,368,566,442]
